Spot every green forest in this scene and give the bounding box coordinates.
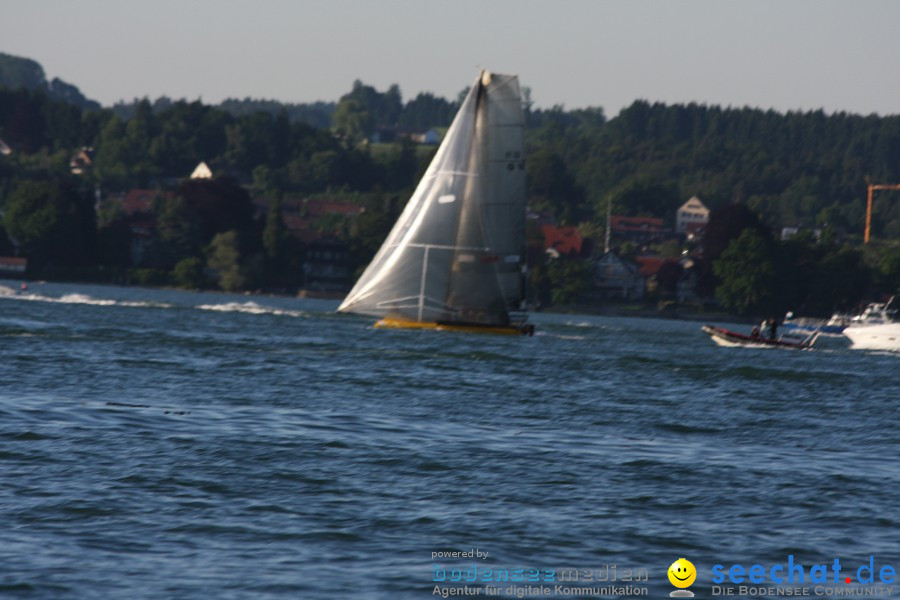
[1,51,899,317]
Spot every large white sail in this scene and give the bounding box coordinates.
[338,72,526,326]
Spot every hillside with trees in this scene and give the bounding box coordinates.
[0,52,100,111]
[1,54,899,315]
[528,101,900,235]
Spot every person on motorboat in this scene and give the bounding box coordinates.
[765,317,778,340]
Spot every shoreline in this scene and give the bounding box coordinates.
[538,303,760,324]
[3,277,762,324]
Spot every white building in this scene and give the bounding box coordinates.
[190,161,213,179]
[676,196,710,235]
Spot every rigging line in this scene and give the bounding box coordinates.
[487,75,516,94]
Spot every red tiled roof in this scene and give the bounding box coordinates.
[635,256,678,276]
[541,225,583,255]
[0,257,27,268]
[304,198,364,216]
[281,215,323,243]
[610,216,664,232]
[253,196,365,217]
[122,189,173,215]
[252,198,365,243]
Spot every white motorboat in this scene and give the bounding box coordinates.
[843,297,900,351]
[843,323,900,351]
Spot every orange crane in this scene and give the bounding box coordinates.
[865,181,900,243]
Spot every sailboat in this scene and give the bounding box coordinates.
[338,71,532,335]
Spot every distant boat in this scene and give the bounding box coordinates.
[701,325,814,349]
[338,71,532,335]
[782,299,897,338]
[843,323,900,351]
[849,298,896,326]
[843,297,900,351]
[782,311,850,336]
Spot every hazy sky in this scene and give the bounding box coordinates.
[2,0,899,117]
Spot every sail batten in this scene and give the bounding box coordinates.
[338,71,527,328]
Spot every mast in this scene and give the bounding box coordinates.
[604,196,612,254]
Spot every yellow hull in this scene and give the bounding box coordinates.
[374,318,531,336]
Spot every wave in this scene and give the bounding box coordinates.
[2,287,305,318]
[564,321,597,328]
[54,293,118,306]
[0,288,173,308]
[194,301,307,318]
[118,300,174,308]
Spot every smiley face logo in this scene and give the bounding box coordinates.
[668,558,696,588]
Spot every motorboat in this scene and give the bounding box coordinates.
[782,311,850,336]
[843,297,899,351]
[702,325,815,349]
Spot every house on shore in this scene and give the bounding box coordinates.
[676,196,709,237]
[0,256,27,277]
[254,195,366,293]
[190,161,213,179]
[302,236,352,294]
[610,216,667,245]
[593,251,644,300]
[541,225,586,259]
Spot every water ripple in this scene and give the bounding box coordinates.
[0,281,897,598]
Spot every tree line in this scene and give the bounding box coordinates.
[1,72,899,312]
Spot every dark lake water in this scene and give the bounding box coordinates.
[1,280,898,599]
